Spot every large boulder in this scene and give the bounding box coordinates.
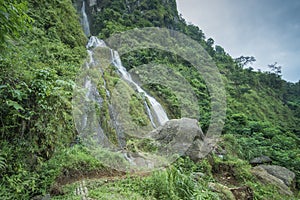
[249,156,272,166]
[147,118,205,161]
[251,165,294,196]
[259,165,296,188]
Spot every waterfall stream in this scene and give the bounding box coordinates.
[79,1,169,146]
[81,1,90,36]
[110,50,169,126]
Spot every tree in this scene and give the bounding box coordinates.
[215,45,225,55]
[268,62,282,75]
[205,38,215,56]
[206,37,214,46]
[235,56,256,68]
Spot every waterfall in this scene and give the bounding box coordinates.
[79,36,123,149]
[81,1,90,36]
[85,36,169,127]
[80,66,112,148]
[110,50,169,126]
[79,0,168,127]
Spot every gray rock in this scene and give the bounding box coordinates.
[251,166,293,196]
[31,194,50,200]
[208,183,253,200]
[147,118,204,160]
[208,182,236,200]
[259,165,296,188]
[249,156,272,165]
[193,172,205,180]
[185,137,205,161]
[88,0,97,7]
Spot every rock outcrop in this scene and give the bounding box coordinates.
[258,165,296,188]
[249,156,272,166]
[251,165,295,196]
[147,118,205,161]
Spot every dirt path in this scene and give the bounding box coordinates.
[56,168,154,186]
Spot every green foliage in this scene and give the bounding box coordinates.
[129,93,149,126]
[0,0,299,198]
[135,158,217,199]
[38,145,105,188]
[223,132,300,189]
[0,152,6,170]
[0,143,105,199]
[49,144,299,200]
[0,0,87,198]
[135,138,158,153]
[90,1,300,194]
[52,157,220,200]
[0,0,32,47]
[0,0,86,152]
[90,0,179,37]
[246,181,296,200]
[209,146,297,200]
[0,141,40,199]
[122,49,211,130]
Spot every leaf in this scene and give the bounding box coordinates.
[0,155,6,170]
[12,89,23,100]
[0,85,7,89]
[6,100,24,111]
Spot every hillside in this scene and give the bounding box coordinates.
[0,0,299,199]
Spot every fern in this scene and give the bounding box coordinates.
[0,154,6,170]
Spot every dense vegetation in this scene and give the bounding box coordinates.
[0,0,86,198]
[0,0,299,199]
[87,0,300,187]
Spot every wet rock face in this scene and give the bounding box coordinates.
[147,118,205,160]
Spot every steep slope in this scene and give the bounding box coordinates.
[0,0,299,199]
[0,0,87,198]
[82,0,300,190]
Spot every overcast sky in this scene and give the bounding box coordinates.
[176,0,300,83]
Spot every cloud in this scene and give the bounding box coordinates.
[176,0,300,82]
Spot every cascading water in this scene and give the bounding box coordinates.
[81,1,90,36]
[110,50,169,126]
[78,37,112,148]
[75,0,173,170]
[79,0,168,145]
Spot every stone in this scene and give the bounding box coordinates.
[230,186,253,200]
[259,165,296,188]
[185,137,205,161]
[208,183,253,200]
[192,172,205,181]
[88,0,97,7]
[208,182,236,200]
[212,145,227,156]
[249,156,272,166]
[147,118,204,160]
[251,166,293,196]
[31,194,51,200]
[122,151,166,170]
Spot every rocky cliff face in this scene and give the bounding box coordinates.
[74,0,179,36]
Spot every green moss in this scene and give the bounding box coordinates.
[129,93,149,126]
[136,138,158,153]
